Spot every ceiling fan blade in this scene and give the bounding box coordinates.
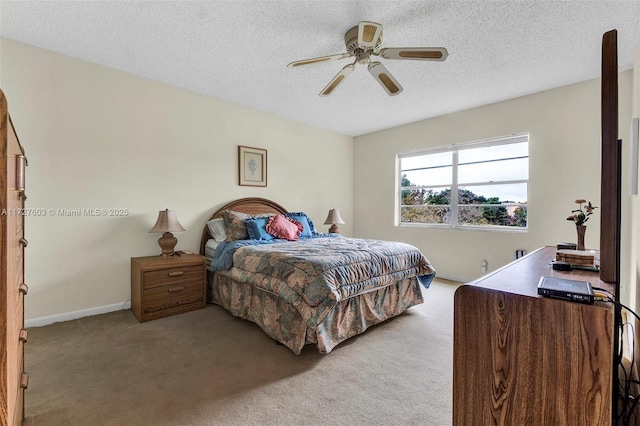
[287,53,352,68]
[379,47,449,61]
[368,62,403,96]
[358,21,383,49]
[319,64,355,97]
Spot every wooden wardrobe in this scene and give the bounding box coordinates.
[0,89,28,425]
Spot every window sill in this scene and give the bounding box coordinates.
[398,223,528,233]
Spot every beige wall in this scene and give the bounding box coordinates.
[354,72,634,303]
[0,38,354,321]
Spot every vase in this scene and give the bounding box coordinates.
[576,225,586,251]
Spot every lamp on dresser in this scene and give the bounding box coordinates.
[323,208,345,233]
[149,209,185,256]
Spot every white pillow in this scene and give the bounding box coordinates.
[204,239,220,260]
[207,218,227,242]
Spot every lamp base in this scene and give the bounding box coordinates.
[328,225,340,234]
[157,232,178,257]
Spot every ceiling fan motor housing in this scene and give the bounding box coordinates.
[344,25,382,54]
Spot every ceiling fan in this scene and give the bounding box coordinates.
[287,21,449,97]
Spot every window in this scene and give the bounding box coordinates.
[398,133,529,230]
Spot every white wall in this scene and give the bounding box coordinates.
[354,72,634,299]
[0,38,354,321]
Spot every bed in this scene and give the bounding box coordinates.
[199,197,436,354]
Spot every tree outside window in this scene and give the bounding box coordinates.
[398,134,528,230]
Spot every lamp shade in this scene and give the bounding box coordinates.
[149,209,185,234]
[324,209,345,225]
[324,209,345,234]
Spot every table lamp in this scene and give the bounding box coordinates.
[323,209,345,234]
[149,209,185,256]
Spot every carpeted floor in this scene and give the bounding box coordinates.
[23,279,459,426]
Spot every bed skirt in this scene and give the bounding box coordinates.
[207,271,424,354]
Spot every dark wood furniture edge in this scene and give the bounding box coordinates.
[199,197,288,255]
[600,29,619,285]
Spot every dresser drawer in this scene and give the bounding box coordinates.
[16,333,26,418]
[15,241,24,279]
[14,282,27,310]
[11,365,27,426]
[17,329,27,373]
[14,290,25,355]
[142,279,204,319]
[14,372,26,426]
[143,265,202,290]
[16,211,23,235]
[5,290,24,425]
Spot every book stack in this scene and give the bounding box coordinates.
[555,249,595,266]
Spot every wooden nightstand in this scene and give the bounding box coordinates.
[131,253,206,322]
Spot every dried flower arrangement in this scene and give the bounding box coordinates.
[566,199,598,226]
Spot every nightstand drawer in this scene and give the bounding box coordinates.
[143,265,202,290]
[142,280,204,318]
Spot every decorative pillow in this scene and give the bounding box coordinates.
[266,215,303,241]
[222,210,274,241]
[207,218,227,242]
[222,210,252,241]
[285,212,316,237]
[245,217,274,241]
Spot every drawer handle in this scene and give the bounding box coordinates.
[18,283,28,295]
[19,329,28,343]
[168,286,185,293]
[20,372,29,389]
[19,238,28,247]
[168,271,184,277]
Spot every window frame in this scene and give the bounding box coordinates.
[396,133,529,232]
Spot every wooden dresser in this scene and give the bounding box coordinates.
[0,90,28,425]
[453,246,614,425]
[131,254,206,322]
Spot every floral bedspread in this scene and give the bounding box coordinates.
[212,236,436,328]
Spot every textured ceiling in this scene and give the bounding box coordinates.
[1,1,639,137]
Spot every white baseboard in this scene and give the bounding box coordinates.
[25,300,132,328]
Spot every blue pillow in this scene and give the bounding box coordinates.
[285,212,315,237]
[245,217,275,241]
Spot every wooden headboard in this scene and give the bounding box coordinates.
[199,197,287,255]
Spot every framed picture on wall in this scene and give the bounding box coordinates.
[238,145,267,187]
